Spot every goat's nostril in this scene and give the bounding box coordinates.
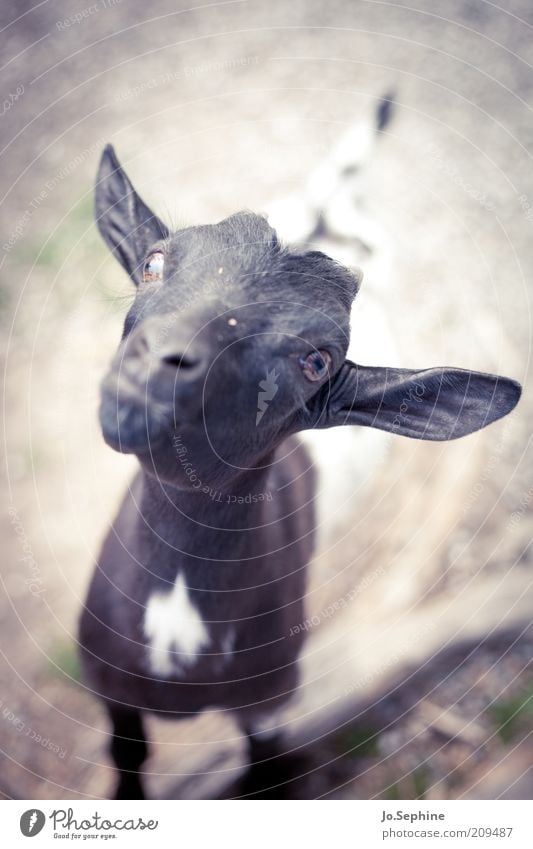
[162,352,198,370]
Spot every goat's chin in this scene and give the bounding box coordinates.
[99,392,170,455]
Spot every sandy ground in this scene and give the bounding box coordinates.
[0,0,532,799]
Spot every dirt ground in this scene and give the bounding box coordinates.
[0,0,532,799]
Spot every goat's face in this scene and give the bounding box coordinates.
[96,146,358,488]
[96,146,521,489]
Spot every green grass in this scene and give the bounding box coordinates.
[36,196,99,271]
[335,723,380,758]
[46,640,82,686]
[489,683,533,743]
[384,781,401,800]
[413,766,429,799]
[382,769,429,801]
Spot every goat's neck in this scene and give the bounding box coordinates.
[137,464,276,569]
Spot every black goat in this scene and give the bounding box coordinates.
[79,143,521,799]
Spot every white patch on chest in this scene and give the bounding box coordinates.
[144,573,210,677]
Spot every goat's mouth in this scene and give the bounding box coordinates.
[99,373,173,454]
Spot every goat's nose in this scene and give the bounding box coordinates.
[126,319,209,384]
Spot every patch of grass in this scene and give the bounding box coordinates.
[381,769,428,801]
[384,781,400,800]
[4,194,101,282]
[489,683,533,743]
[46,640,82,686]
[33,194,100,274]
[335,723,380,759]
[413,766,429,799]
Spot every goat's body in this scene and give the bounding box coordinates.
[80,437,314,723]
[80,101,394,798]
[81,94,520,798]
[82,102,389,726]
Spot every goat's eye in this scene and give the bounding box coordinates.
[142,251,164,284]
[300,350,332,382]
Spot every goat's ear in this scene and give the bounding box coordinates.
[95,144,169,284]
[307,361,521,440]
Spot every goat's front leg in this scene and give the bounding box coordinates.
[107,706,148,799]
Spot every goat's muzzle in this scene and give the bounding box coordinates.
[99,318,210,453]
